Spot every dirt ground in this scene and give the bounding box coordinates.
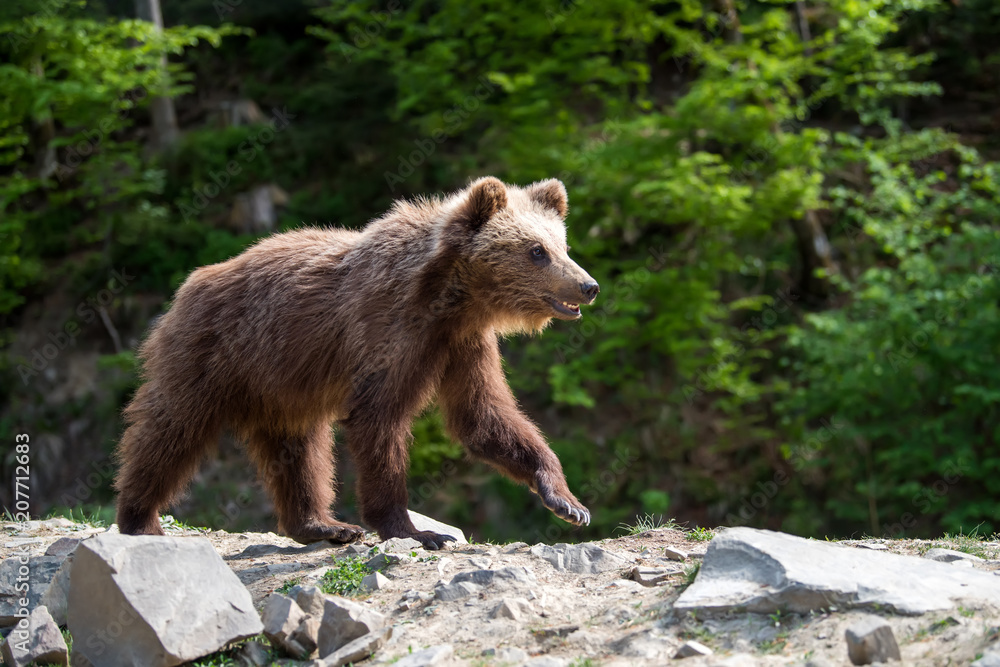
[2,519,999,666]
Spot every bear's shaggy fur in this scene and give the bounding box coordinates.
[114,177,599,548]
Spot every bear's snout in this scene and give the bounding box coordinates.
[581,280,600,304]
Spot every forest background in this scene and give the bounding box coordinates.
[2,0,999,544]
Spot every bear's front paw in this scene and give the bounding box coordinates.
[534,474,591,526]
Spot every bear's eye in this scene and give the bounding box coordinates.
[530,245,547,264]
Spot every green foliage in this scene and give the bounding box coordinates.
[0,3,242,314]
[688,527,714,542]
[408,408,462,478]
[782,130,1000,536]
[616,513,675,536]
[187,635,277,667]
[276,577,302,595]
[318,556,376,597]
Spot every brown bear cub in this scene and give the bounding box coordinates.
[114,177,599,549]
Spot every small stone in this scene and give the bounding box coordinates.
[495,646,529,661]
[262,594,312,658]
[523,657,566,667]
[501,542,529,553]
[339,543,370,557]
[408,510,468,545]
[673,640,713,658]
[434,580,481,601]
[0,605,68,667]
[314,626,392,667]
[606,579,644,592]
[317,596,388,656]
[663,546,688,561]
[378,537,423,553]
[4,538,42,548]
[392,643,454,667]
[491,597,532,621]
[236,640,273,666]
[397,590,434,611]
[361,571,392,592]
[532,625,578,639]
[366,552,402,571]
[925,548,983,563]
[44,538,81,558]
[972,651,1000,667]
[290,584,327,617]
[844,616,901,665]
[631,566,677,586]
[469,557,491,569]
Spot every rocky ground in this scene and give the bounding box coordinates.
[2,515,1000,666]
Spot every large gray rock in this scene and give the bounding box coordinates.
[675,528,1000,616]
[408,511,468,544]
[67,534,263,666]
[0,605,68,667]
[0,556,64,626]
[530,543,628,574]
[317,596,388,657]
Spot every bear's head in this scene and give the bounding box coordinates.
[446,176,599,333]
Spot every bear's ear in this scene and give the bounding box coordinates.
[526,179,568,218]
[455,176,508,231]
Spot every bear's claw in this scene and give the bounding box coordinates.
[408,530,457,551]
[550,499,591,526]
[534,477,591,526]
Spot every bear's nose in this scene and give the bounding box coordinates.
[581,281,600,303]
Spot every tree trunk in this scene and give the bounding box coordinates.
[715,0,743,44]
[790,210,837,299]
[28,57,57,179]
[135,0,179,152]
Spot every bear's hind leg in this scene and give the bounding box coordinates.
[115,397,219,535]
[247,425,363,545]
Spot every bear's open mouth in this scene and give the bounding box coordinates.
[548,298,582,319]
